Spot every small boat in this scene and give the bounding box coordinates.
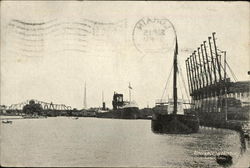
[2,120,13,124]
[73,117,79,120]
[216,154,233,166]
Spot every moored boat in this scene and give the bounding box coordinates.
[152,99,199,134]
[151,19,199,134]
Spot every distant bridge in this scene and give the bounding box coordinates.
[7,99,72,111]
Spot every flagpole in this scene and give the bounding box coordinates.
[129,82,131,103]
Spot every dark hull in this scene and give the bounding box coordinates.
[151,114,199,134]
[96,107,139,119]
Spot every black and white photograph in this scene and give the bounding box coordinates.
[0,1,249,167]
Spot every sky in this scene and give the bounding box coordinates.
[1,1,249,109]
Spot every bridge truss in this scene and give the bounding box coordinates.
[7,99,72,111]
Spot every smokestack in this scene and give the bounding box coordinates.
[102,102,106,110]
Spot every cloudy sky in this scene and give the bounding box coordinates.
[1,1,249,109]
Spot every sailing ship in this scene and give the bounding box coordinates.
[151,24,199,134]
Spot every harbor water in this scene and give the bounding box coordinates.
[0,117,244,167]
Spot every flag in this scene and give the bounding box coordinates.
[129,83,132,89]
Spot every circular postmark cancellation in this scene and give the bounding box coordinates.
[133,17,176,54]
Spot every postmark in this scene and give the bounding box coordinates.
[132,17,176,54]
[89,20,127,53]
[8,18,127,58]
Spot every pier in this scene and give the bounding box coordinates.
[185,32,249,128]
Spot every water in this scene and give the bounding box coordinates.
[0,117,243,167]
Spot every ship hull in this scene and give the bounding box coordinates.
[151,114,199,134]
[96,107,140,119]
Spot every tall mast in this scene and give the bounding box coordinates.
[189,55,196,93]
[212,32,222,81]
[186,59,193,94]
[224,51,227,121]
[203,41,212,86]
[197,47,205,89]
[194,51,202,90]
[191,53,198,91]
[200,44,209,88]
[173,38,178,115]
[208,37,217,84]
[161,19,178,115]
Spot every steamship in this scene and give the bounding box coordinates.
[96,88,140,119]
